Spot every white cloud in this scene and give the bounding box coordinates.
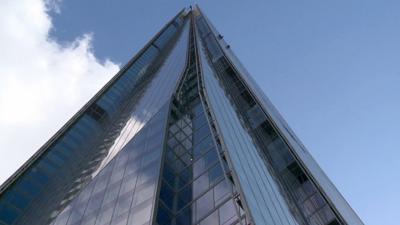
[0,0,120,184]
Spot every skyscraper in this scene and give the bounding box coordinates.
[0,6,363,225]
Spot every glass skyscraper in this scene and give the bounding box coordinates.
[0,6,363,225]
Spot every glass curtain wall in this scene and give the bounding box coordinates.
[195,8,344,225]
[0,11,187,225]
[154,16,248,225]
[51,104,170,225]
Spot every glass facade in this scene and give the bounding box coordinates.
[0,10,188,225]
[0,6,363,225]
[196,23,298,225]
[193,6,363,225]
[51,103,170,225]
[96,19,190,170]
[154,24,248,225]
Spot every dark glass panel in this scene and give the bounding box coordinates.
[17,178,40,197]
[176,207,191,225]
[156,204,173,225]
[25,167,49,185]
[208,164,224,185]
[160,181,174,209]
[0,204,20,224]
[162,164,175,187]
[3,191,30,210]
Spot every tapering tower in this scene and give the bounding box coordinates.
[0,6,363,225]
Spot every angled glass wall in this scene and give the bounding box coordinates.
[0,11,188,225]
[195,21,298,225]
[95,19,190,172]
[51,103,170,225]
[194,5,363,225]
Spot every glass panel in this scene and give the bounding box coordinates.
[196,190,213,221]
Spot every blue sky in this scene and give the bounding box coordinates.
[1,0,399,224]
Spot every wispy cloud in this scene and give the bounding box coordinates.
[0,0,120,183]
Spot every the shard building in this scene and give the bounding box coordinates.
[0,6,363,225]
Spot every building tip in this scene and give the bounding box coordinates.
[187,4,201,11]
